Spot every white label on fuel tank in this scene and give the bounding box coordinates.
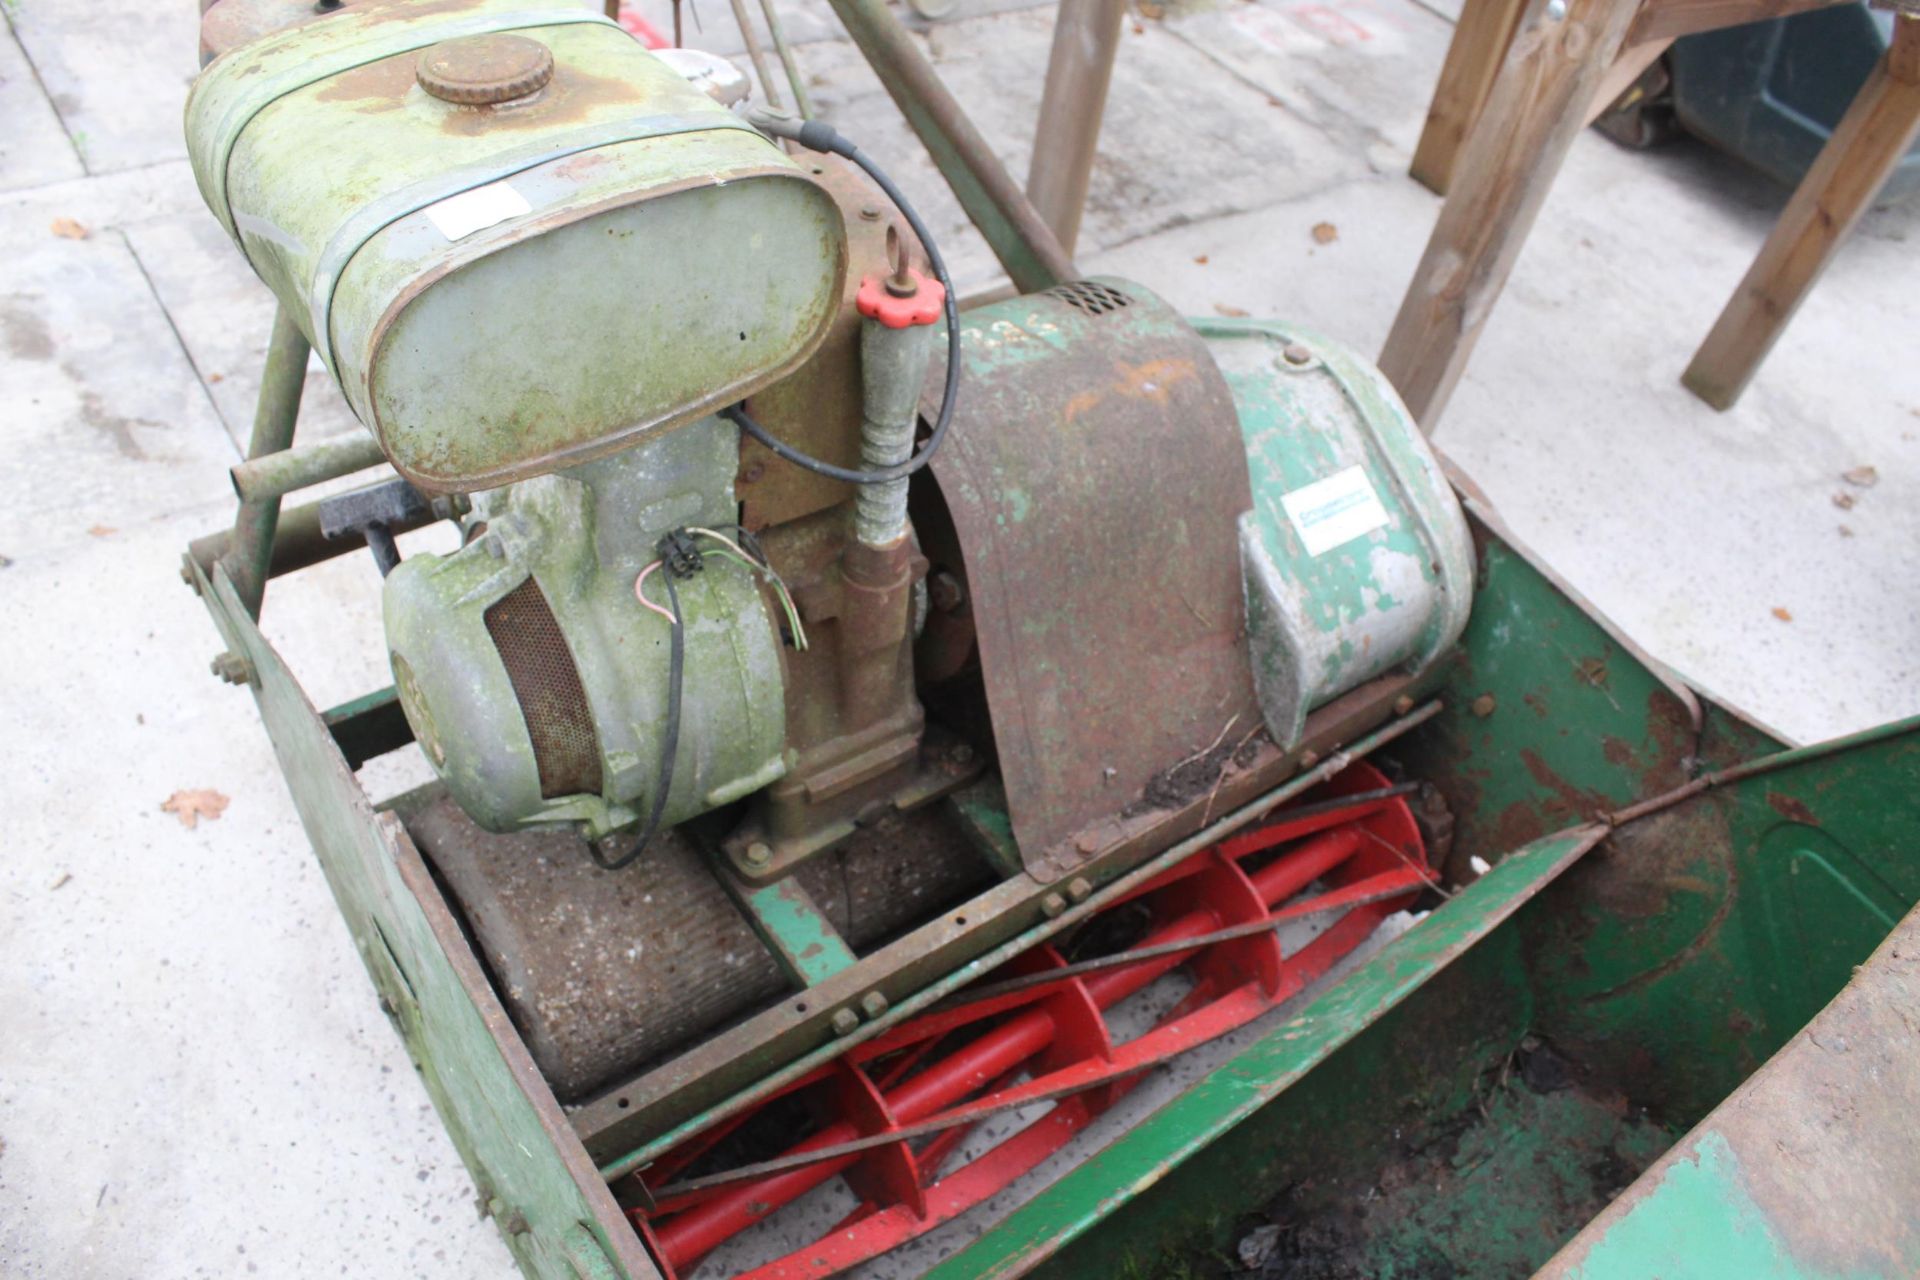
[1281,464,1391,556]
[424,181,532,241]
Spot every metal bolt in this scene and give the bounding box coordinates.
[1471,694,1498,718]
[949,742,976,767]
[859,990,889,1020]
[928,570,965,611]
[830,1008,860,1036]
[1282,342,1313,366]
[1298,749,1320,769]
[1066,876,1093,903]
[1040,892,1067,918]
[744,840,773,869]
[859,204,883,221]
[1393,694,1416,716]
[501,1211,530,1237]
[1544,0,1566,18]
[210,651,252,685]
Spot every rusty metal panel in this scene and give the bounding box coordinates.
[926,279,1261,878]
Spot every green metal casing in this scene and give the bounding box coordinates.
[185,1,846,491]
[384,418,787,839]
[1205,317,1473,748]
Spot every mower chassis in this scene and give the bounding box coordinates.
[185,481,1920,1278]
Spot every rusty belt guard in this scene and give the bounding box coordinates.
[926,280,1261,880]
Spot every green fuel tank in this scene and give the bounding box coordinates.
[185,0,846,493]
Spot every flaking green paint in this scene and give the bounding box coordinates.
[187,2,844,490]
[1197,316,1473,746]
[1565,1133,1875,1280]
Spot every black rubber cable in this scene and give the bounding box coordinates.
[722,120,962,485]
[590,565,686,871]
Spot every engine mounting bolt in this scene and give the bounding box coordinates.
[860,205,883,221]
[744,841,773,868]
[1393,694,1416,716]
[1282,342,1314,366]
[1040,892,1067,918]
[1066,877,1093,902]
[831,1008,860,1036]
[1298,749,1321,769]
[211,651,253,685]
[928,571,965,611]
[949,742,975,767]
[1471,694,1498,718]
[859,991,889,1020]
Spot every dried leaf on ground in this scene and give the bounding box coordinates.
[1311,221,1339,244]
[162,789,230,829]
[1193,254,1210,265]
[86,524,116,537]
[51,217,90,240]
[1237,1223,1282,1270]
[1841,465,1879,488]
[1832,491,1855,510]
[1771,607,1793,622]
[1838,525,1855,538]
[1213,303,1250,317]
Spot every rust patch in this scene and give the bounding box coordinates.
[1492,799,1549,853]
[1642,688,1700,789]
[1060,387,1102,423]
[314,51,417,105]
[1060,357,1199,423]
[1114,356,1197,404]
[1600,736,1635,768]
[1522,691,1550,719]
[1766,791,1818,825]
[437,65,649,135]
[552,150,612,181]
[1520,748,1610,829]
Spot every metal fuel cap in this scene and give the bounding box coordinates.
[416,33,554,105]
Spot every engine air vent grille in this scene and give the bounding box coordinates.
[484,578,603,800]
[1048,280,1133,316]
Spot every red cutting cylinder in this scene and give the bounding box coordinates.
[653,824,1369,1266]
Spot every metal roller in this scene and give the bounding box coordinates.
[409,796,993,1101]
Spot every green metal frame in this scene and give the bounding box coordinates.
[188,466,1920,1278]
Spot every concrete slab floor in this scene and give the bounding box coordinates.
[0,0,1914,1276]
